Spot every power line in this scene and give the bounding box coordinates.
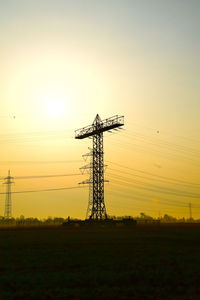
[108,172,199,197]
[0,129,74,143]
[107,180,200,209]
[107,136,200,167]
[122,129,200,156]
[0,185,86,195]
[13,173,83,180]
[108,167,199,188]
[107,187,194,211]
[107,161,200,186]
[107,182,187,206]
[0,173,83,180]
[0,160,82,165]
[106,126,200,167]
[127,121,200,144]
[108,177,200,199]
[106,195,189,212]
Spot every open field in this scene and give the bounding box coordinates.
[0,224,200,299]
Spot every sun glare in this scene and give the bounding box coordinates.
[46,100,65,118]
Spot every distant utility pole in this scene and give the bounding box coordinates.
[75,114,124,220]
[189,202,192,220]
[4,170,14,219]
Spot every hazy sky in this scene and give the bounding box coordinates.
[0,0,199,219]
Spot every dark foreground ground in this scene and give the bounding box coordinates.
[0,224,200,299]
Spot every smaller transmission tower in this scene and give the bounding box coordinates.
[4,170,14,219]
[189,202,192,220]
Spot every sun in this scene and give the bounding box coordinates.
[46,100,65,118]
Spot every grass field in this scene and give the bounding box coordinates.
[0,224,200,299]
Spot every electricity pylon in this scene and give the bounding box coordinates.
[75,114,124,220]
[189,202,192,220]
[4,170,14,219]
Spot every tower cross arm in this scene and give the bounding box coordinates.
[75,115,124,139]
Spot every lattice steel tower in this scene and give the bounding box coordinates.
[75,114,124,220]
[4,170,14,219]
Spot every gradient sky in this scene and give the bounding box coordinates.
[0,0,199,219]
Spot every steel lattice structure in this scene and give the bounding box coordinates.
[4,170,14,219]
[75,114,124,220]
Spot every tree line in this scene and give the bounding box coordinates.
[0,213,199,225]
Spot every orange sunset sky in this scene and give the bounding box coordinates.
[0,0,199,219]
